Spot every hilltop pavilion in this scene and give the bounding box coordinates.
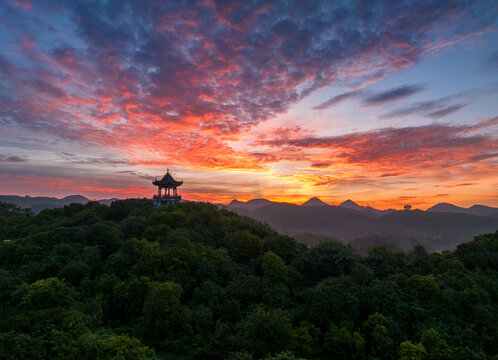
[152,169,183,207]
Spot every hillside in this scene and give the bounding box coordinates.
[0,195,90,213]
[1,199,497,359]
[227,199,498,251]
[0,195,119,213]
[427,202,498,216]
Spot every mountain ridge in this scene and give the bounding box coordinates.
[0,195,120,213]
[428,202,498,216]
[301,197,330,206]
[226,198,498,251]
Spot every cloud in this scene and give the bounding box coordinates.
[0,0,494,165]
[258,117,498,172]
[381,96,471,119]
[427,102,470,118]
[115,170,154,180]
[58,153,131,166]
[382,99,446,119]
[310,162,332,168]
[313,84,427,110]
[362,84,425,105]
[469,153,498,161]
[313,91,359,110]
[0,154,28,163]
[433,183,478,188]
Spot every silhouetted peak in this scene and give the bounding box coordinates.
[339,199,363,210]
[247,198,272,204]
[427,202,466,212]
[302,197,329,206]
[226,198,274,211]
[62,195,89,202]
[467,204,498,216]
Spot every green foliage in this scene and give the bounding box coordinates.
[261,251,288,283]
[294,241,358,280]
[228,229,263,262]
[419,328,451,360]
[236,307,292,357]
[264,351,306,360]
[455,231,498,271]
[75,333,154,360]
[407,275,441,306]
[143,281,191,341]
[362,313,395,359]
[20,277,75,310]
[323,324,365,359]
[0,200,497,359]
[398,340,427,360]
[290,321,318,358]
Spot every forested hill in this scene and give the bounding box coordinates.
[1,200,497,359]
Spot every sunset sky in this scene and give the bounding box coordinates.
[0,0,497,209]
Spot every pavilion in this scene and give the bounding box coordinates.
[152,169,183,207]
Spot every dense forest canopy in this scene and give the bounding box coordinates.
[0,199,497,359]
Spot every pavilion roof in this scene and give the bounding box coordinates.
[153,170,183,187]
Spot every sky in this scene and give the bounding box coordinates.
[0,0,497,209]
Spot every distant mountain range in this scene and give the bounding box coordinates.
[427,202,498,216]
[226,198,498,251]
[0,195,119,213]
[1,194,497,252]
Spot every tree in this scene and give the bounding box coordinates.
[290,321,319,358]
[362,313,395,359]
[295,241,358,280]
[228,230,262,262]
[264,351,306,360]
[407,275,440,306]
[20,277,75,310]
[263,234,306,264]
[307,277,360,327]
[236,307,292,357]
[323,324,365,360]
[262,251,288,283]
[58,261,91,286]
[399,340,427,360]
[75,334,154,360]
[142,281,191,341]
[0,332,46,360]
[420,329,451,360]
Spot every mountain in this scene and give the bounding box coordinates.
[62,195,89,204]
[338,199,389,216]
[339,199,364,211]
[301,197,329,206]
[97,198,120,206]
[468,205,498,217]
[428,202,498,216]
[247,202,375,239]
[0,195,120,213]
[427,202,469,213]
[0,195,90,213]
[227,198,498,251]
[227,198,275,212]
